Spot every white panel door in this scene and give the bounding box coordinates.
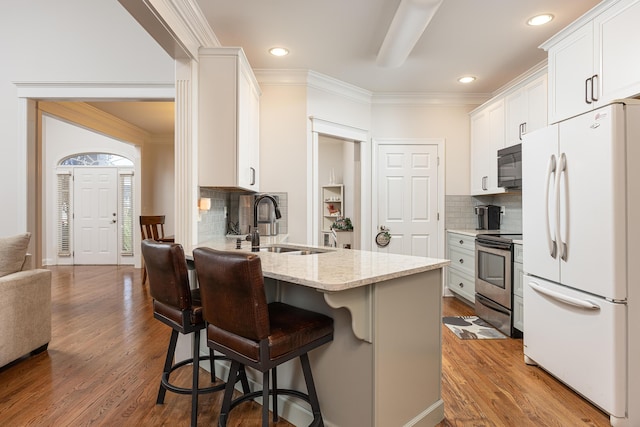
[377,144,438,257]
[74,168,118,264]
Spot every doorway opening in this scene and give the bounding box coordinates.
[310,118,369,250]
[56,153,135,266]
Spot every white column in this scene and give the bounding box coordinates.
[174,58,199,246]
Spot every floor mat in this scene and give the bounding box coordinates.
[442,316,507,340]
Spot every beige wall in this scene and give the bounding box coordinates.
[141,134,175,232]
[258,73,479,242]
[258,84,309,243]
[371,103,475,195]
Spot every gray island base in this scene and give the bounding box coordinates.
[183,238,449,426]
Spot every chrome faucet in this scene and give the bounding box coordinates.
[252,194,282,251]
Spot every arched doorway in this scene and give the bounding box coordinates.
[55,152,135,266]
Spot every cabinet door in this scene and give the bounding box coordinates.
[547,23,594,124]
[595,0,640,107]
[524,74,547,135]
[470,108,490,194]
[237,64,260,191]
[506,74,547,147]
[470,99,505,195]
[505,88,526,147]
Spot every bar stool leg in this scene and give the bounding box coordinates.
[219,360,240,427]
[300,353,324,426]
[191,330,200,427]
[239,365,250,394]
[272,367,278,422]
[209,348,216,383]
[262,370,269,427]
[157,329,179,404]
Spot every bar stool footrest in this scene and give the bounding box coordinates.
[161,355,232,396]
[225,388,323,427]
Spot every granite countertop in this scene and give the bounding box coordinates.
[187,236,449,292]
[446,229,523,245]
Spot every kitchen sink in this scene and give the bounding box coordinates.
[258,245,329,255]
[259,246,301,253]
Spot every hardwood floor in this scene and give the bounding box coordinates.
[0,265,610,426]
[440,296,610,427]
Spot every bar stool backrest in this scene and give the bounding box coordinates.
[141,239,192,311]
[193,248,270,342]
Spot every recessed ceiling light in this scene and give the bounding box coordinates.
[458,76,476,84]
[269,47,289,57]
[527,14,554,26]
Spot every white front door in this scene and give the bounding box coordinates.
[73,167,118,264]
[376,144,439,257]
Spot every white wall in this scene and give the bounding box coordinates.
[371,103,475,195]
[0,0,174,239]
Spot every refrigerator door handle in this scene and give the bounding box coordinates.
[528,281,600,310]
[545,154,557,258]
[555,153,568,261]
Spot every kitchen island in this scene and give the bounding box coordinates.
[185,237,449,427]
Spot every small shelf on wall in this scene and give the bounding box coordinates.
[321,184,344,238]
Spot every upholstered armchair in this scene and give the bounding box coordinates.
[0,233,52,368]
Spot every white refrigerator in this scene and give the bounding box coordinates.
[522,100,640,426]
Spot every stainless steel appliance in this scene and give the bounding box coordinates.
[475,233,522,338]
[474,205,501,230]
[497,143,522,189]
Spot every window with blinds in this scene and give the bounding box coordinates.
[119,171,134,256]
[57,171,72,257]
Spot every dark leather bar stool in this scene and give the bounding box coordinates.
[193,247,334,427]
[141,239,249,427]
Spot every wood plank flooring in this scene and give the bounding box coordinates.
[0,265,610,426]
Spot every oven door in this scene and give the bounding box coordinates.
[475,241,512,309]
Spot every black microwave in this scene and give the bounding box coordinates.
[497,143,522,189]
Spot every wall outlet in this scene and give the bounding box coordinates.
[501,206,506,215]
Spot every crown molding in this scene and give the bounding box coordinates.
[490,59,547,98]
[371,92,490,106]
[254,69,493,106]
[255,69,373,104]
[306,71,373,104]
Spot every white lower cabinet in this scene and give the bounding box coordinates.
[446,232,475,303]
[513,243,524,333]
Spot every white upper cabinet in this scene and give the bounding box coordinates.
[505,73,547,147]
[198,47,261,191]
[545,0,640,124]
[470,98,505,195]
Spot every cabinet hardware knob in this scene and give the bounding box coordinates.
[459,239,464,244]
[459,259,464,264]
[458,282,464,288]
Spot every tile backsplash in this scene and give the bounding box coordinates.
[197,189,289,242]
[445,193,522,232]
